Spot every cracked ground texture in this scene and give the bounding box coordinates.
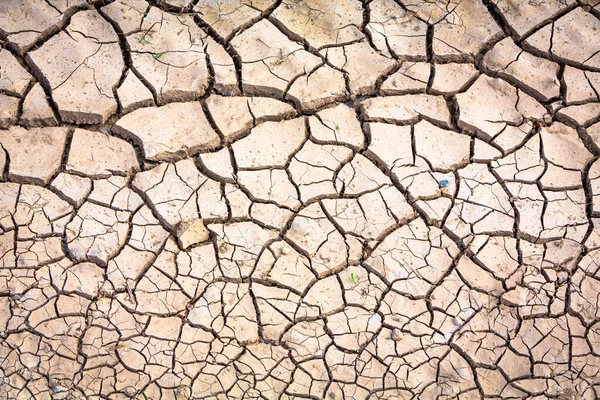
[3,1,600,400]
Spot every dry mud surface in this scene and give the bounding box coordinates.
[2,0,600,399]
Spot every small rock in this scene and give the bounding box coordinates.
[391,328,403,341]
[367,313,382,331]
[281,246,291,255]
[177,219,210,249]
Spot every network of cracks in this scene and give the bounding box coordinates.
[2,0,600,399]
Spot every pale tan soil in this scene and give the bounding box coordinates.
[1,0,600,399]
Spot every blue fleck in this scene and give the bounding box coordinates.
[439,179,450,188]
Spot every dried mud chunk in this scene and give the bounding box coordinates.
[483,38,560,101]
[336,154,392,194]
[496,0,575,37]
[288,141,353,201]
[367,0,427,58]
[114,102,220,161]
[65,202,129,266]
[511,317,570,369]
[364,218,459,290]
[298,275,344,318]
[102,0,148,36]
[232,118,306,169]
[272,0,362,48]
[285,203,350,277]
[0,127,67,184]
[254,241,316,293]
[177,219,210,249]
[132,159,224,230]
[456,255,504,296]
[541,189,588,242]
[115,71,154,111]
[14,184,73,238]
[431,63,478,93]
[287,359,329,397]
[309,103,365,148]
[211,221,278,279]
[380,62,430,94]
[564,66,600,103]
[253,283,300,340]
[87,176,143,212]
[188,282,259,344]
[557,102,600,126]
[66,129,139,178]
[0,0,63,45]
[237,169,300,209]
[526,7,600,67]
[326,307,382,351]
[323,187,414,240]
[361,94,451,126]
[205,95,295,141]
[432,0,501,56]
[60,262,105,297]
[286,64,347,111]
[231,19,322,95]
[20,83,57,126]
[199,148,235,181]
[282,320,332,361]
[414,121,470,170]
[193,0,271,38]
[128,8,210,102]
[570,252,600,323]
[445,163,514,239]
[106,245,154,290]
[0,94,19,128]
[0,48,31,96]
[456,75,543,137]
[471,236,519,280]
[325,42,395,95]
[135,264,190,314]
[29,11,123,124]
[0,231,15,267]
[540,123,593,171]
[51,174,92,209]
[492,134,544,182]
[367,122,413,169]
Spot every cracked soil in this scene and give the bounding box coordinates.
[2,0,600,399]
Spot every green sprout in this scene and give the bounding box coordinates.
[350,272,358,283]
[153,51,168,60]
[139,37,151,44]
